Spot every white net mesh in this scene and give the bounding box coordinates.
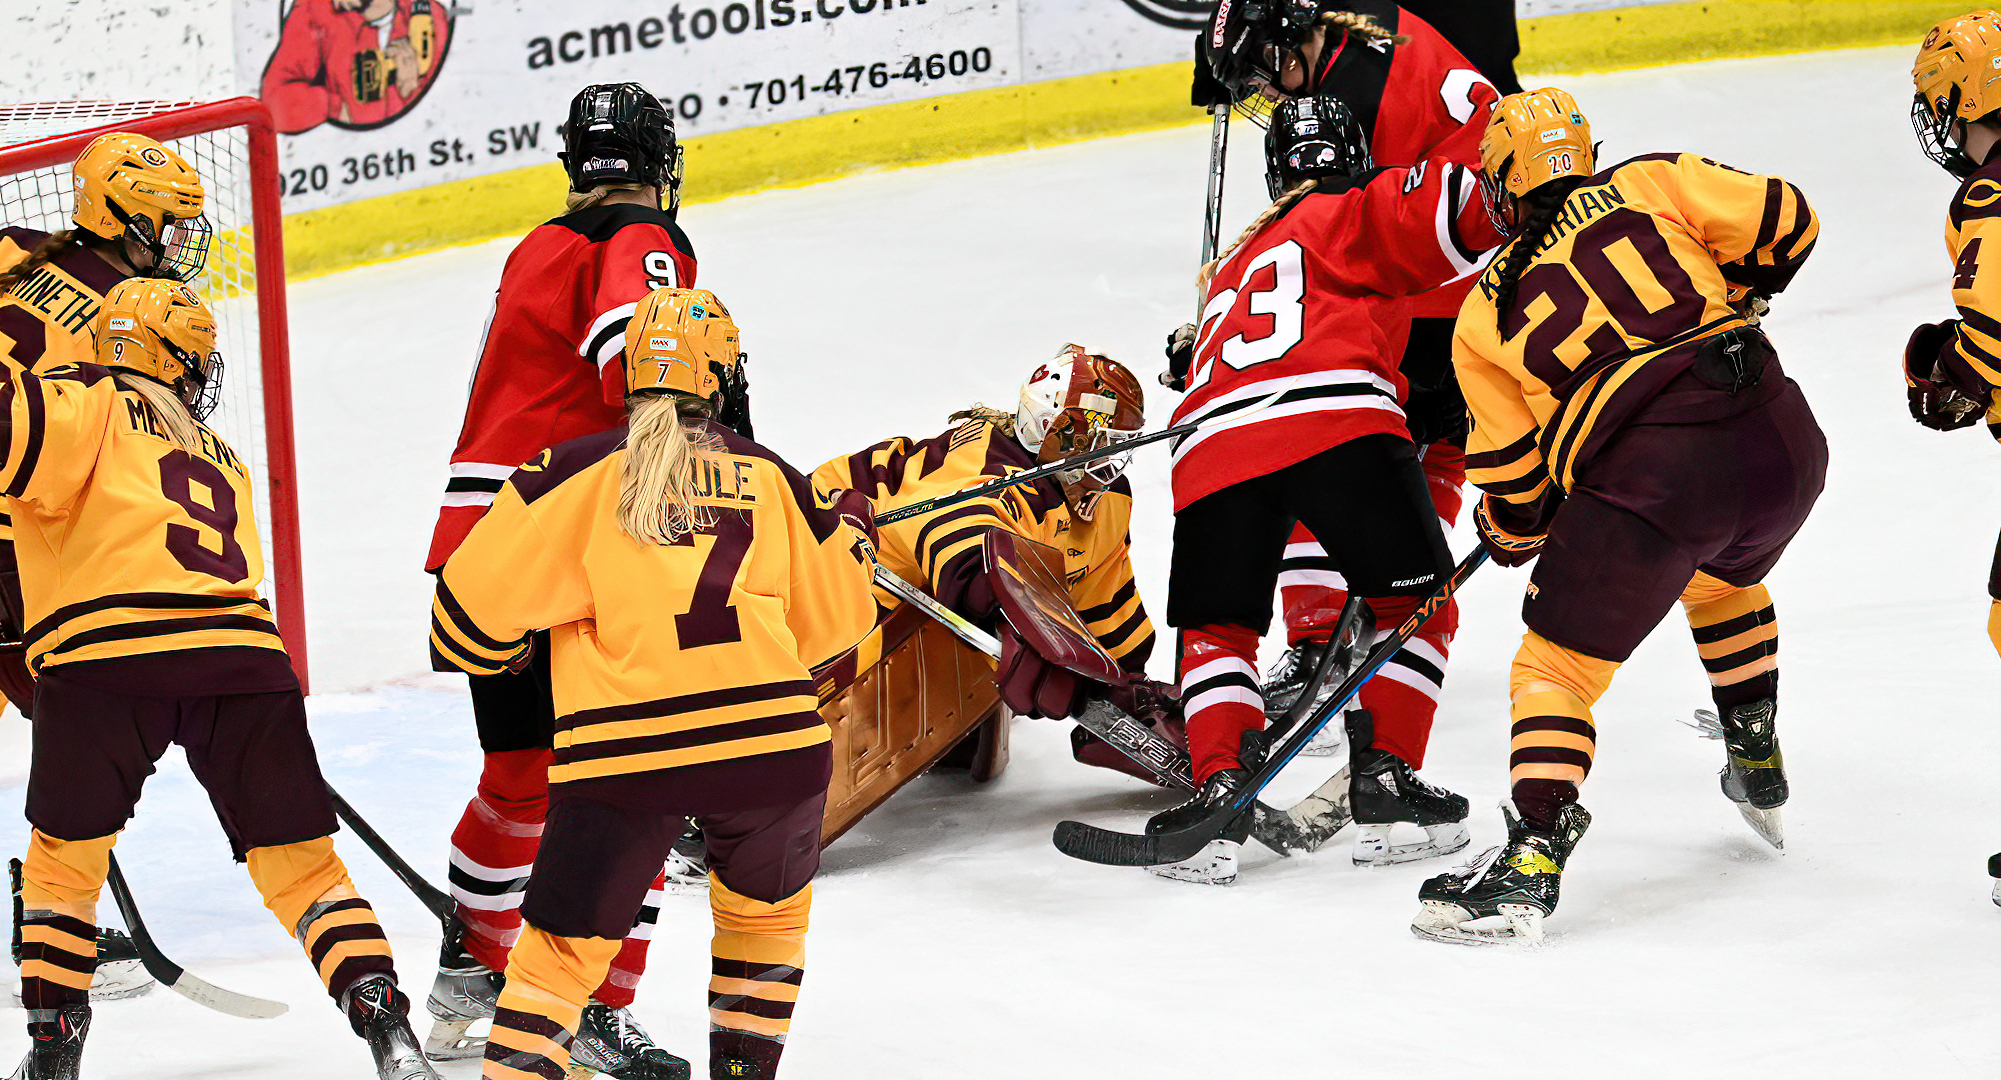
[0,100,278,602]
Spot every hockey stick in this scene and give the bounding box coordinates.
[875,567,1330,854]
[874,387,1289,527]
[103,854,289,1019]
[1052,547,1490,867]
[1196,103,1230,317]
[326,784,455,926]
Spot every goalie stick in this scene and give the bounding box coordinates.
[1052,547,1490,867]
[872,567,1349,854]
[327,784,455,926]
[103,854,289,1019]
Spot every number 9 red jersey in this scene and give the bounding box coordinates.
[1167,157,1502,512]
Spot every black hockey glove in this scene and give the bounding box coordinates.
[1191,47,1232,109]
[716,352,755,439]
[1905,321,1988,431]
[1402,378,1470,448]
[1162,322,1197,392]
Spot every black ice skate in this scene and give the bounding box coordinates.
[662,821,709,889]
[1410,803,1591,947]
[7,1004,88,1080]
[1263,606,1374,757]
[346,973,441,1080]
[1684,702,1787,850]
[425,919,502,1061]
[570,1003,691,1080]
[1347,710,1470,866]
[1145,768,1254,885]
[1989,853,2000,908]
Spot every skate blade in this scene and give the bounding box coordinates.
[1146,839,1240,886]
[1736,804,1784,851]
[90,958,155,1001]
[1410,900,1545,947]
[424,1015,486,1061]
[1353,821,1471,867]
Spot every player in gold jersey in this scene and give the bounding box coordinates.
[5,281,435,1080]
[1905,10,2001,906]
[0,132,211,717]
[811,346,1180,782]
[431,287,877,1080]
[1410,89,1828,946]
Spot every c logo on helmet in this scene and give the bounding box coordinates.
[140,146,170,168]
[1926,26,1943,49]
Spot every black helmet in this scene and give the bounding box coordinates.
[1206,0,1329,106]
[560,83,685,211]
[1264,94,1371,199]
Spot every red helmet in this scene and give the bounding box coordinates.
[1014,345,1145,520]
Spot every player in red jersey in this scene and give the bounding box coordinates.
[422,84,703,1079]
[1146,93,1503,885]
[1196,2,1503,762]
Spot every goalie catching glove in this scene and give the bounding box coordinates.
[1904,320,1991,430]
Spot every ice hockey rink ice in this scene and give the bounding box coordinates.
[0,45,1994,1078]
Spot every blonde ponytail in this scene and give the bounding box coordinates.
[565,182,651,213]
[1198,179,1319,287]
[1323,10,1409,46]
[617,393,724,546]
[117,373,203,453]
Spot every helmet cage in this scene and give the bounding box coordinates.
[1208,0,1325,127]
[107,195,213,283]
[1479,153,1520,235]
[171,343,225,421]
[1914,87,1983,178]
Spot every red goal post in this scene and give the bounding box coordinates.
[0,98,309,690]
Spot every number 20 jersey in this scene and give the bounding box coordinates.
[425,203,697,571]
[0,361,279,674]
[1167,157,1502,512]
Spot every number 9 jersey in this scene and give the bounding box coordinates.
[0,361,280,675]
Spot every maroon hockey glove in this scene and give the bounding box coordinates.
[997,619,1088,719]
[823,487,880,566]
[1475,492,1556,568]
[1905,321,1989,431]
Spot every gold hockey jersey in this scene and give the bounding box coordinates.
[811,417,1155,670]
[1455,153,1818,504]
[1937,158,2001,416]
[431,421,878,786]
[0,360,280,672]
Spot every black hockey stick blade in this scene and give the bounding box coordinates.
[103,854,288,1019]
[327,784,456,926]
[1053,549,1488,867]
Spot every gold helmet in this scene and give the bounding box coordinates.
[1478,88,1594,232]
[1913,10,2001,177]
[96,279,224,420]
[623,287,742,401]
[71,133,212,282]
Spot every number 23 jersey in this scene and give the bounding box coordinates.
[1167,157,1501,512]
[0,362,280,675]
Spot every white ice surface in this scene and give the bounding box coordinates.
[0,45,1996,1079]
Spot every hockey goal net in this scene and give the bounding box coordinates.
[0,98,308,689]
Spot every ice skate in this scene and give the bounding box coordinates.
[10,860,153,1004]
[1715,700,1787,850]
[1145,768,1253,885]
[1347,711,1470,866]
[7,1004,88,1080]
[346,973,442,1080]
[425,921,501,1061]
[1989,853,1999,908]
[1411,804,1590,947]
[661,821,708,889]
[567,1003,691,1080]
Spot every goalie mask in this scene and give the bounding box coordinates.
[1912,10,2001,178]
[1479,88,1595,233]
[96,279,224,421]
[624,287,742,406]
[561,83,685,213]
[1265,93,1372,199]
[1014,345,1144,521]
[71,133,211,283]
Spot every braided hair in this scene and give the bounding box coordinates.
[0,230,83,296]
[1322,10,1410,47]
[1198,179,1319,288]
[1490,178,1582,333]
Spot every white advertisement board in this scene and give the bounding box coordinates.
[230,0,1204,213]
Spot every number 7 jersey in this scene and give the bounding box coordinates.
[0,361,281,675]
[1168,157,1501,512]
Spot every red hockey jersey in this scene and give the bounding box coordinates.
[1167,158,1502,512]
[424,203,695,570]
[1312,2,1501,320]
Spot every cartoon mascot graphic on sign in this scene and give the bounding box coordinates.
[260,0,455,134]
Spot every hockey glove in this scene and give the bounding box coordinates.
[1106,677,1182,728]
[1905,321,1988,431]
[1474,492,1558,568]
[996,619,1088,720]
[1162,322,1198,392]
[1402,379,1471,448]
[823,487,879,567]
